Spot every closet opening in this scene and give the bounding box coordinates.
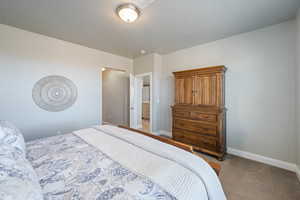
[102,67,129,127]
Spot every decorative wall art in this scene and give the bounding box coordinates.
[32,75,77,112]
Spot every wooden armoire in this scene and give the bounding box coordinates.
[172,66,226,160]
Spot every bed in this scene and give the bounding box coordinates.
[24,125,226,200]
[0,121,226,200]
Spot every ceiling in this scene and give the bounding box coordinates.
[0,0,299,58]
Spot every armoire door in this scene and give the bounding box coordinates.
[193,74,217,105]
[175,76,193,104]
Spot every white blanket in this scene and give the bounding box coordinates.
[74,125,226,200]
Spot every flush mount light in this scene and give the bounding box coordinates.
[116,3,140,23]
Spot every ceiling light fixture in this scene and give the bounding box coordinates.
[116,3,140,23]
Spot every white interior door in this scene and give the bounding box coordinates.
[136,78,143,129]
[129,74,137,128]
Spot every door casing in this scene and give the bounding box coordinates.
[130,72,153,132]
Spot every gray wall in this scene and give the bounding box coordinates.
[160,21,297,163]
[0,24,132,141]
[102,70,129,126]
[133,54,154,75]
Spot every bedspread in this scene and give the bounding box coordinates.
[26,125,226,200]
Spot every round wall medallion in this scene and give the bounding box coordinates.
[32,75,77,112]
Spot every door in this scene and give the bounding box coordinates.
[184,76,194,104]
[194,74,217,105]
[136,78,143,129]
[175,76,193,104]
[175,78,184,104]
[129,74,146,129]
[129,74,137,128]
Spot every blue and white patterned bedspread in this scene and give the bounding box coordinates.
[26,133,176,200]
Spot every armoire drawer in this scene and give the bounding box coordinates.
[173,118,217,136]
[173,130,201,146]
[190,112,217,122]
[173,109,217,122]
[173,110,190,118]
[173,130,217,151]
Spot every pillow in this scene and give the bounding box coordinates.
[0,121,26,156]
[0,144,43,200]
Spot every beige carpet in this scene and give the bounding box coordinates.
[141,119,150,132]
[198,153,300,199]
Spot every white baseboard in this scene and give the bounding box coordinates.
[159,130,172,137]
[151,131,160,136]
[227,148,297,172]
[157,130,298,173]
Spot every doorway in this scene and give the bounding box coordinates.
[130,72,152,132]
[102,67,129,126]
